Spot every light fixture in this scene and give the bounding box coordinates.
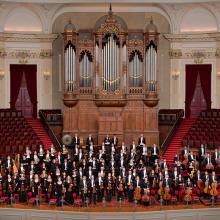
[0,69,5,79]
[172,69,180,80]
[43,70,50,80]
[217,71,220,78]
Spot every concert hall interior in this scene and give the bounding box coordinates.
[0,0,220,219]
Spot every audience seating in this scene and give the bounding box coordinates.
[159,109,184,125]
[182,109,220,148]
[39,109,62,125]
[0,109,42,157]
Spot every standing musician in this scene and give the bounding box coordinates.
[88,175,97,205]
[138,134,146,146]
[105,173,113,202]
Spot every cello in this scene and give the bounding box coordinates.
[142,188,150,204]
[210,181,218,197]
[163,186,171,202]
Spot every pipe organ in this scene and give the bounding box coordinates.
[64,44,76,92]
[62,6,160,146]
[129,51,143,87]
[79,51,92,87]
[146,43,157,91]
[102,34,120,92]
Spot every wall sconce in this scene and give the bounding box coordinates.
[43,70,50,80]
[0,69,5,79]
[217,71,220,78]
[172,69,180,80]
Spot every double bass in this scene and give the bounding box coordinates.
[158,181,164,197]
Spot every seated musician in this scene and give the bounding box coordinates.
[134,175,143,203]
[96,172,104,202]
[88,175,97,204]
[141,144,148,164]
[126,170,134,202]
[106,172,113,202]
[210,171,218,184]
[80,175,88,204]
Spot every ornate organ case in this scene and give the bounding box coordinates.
[62,9,159,145]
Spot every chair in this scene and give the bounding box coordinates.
[49,198,57,206]
[73,193,82,207]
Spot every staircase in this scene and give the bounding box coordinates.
[26,118,53,150]
[163,118,196,166]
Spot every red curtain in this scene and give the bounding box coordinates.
[24,65,37,118]
[10,65,24,110]
[10,64,37,118]
[199,65,212,111]
[185,64,211,117]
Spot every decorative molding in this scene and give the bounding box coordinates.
[40,49,53,58]
[169,49,182,58]
[215,48,220,58]
[169,48,216,62]
[0,32,58,43]
[2,48,53,61]
[0,48,7,58]
[164,32,220,42]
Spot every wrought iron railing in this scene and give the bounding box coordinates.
[39,110,62,150]
[160,109,184,154]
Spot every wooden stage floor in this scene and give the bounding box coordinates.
[0,202,219,212]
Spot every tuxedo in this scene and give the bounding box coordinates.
[111,136,118,146]
[151,146,159,156]
[86,136,94,147]
[72,136,80,147]
[162,178,172,187]
[138,136,146,146]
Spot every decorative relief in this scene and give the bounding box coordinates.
[2,49,52,62]
[127,39,144,57]
[169,49,182,58]
[169,48,215,63]
[0,48,6,58]
[215,48,220,58]
[40,49,53,58]
[78,39,94,58]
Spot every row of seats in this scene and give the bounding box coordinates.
[182,109,220,148]
[159,109,184,125]
[0,109,22,117]
[0,109,42,152]
[39,109,62,125]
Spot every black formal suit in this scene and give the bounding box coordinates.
[72,136,80,146]
[86,136,94,146]
[138,137,146,146]
[111,137,118,146]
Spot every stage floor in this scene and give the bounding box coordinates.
[0,202,219,212]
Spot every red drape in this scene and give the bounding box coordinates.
[185,64,211,118]
[199,65,212,111]
[10,65,24,110]
[10,64,37,118]
[24,65,37,118]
